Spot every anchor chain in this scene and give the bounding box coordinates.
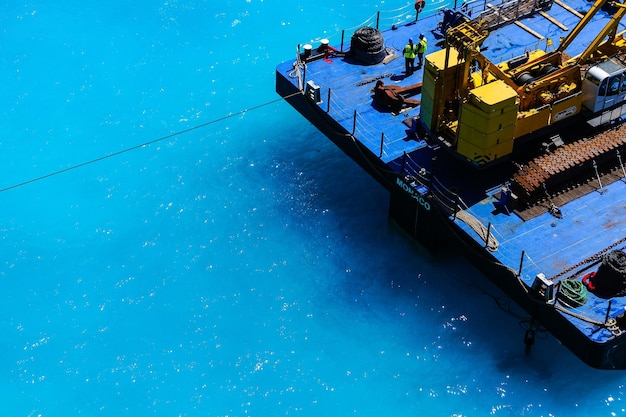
[547,237,626,281]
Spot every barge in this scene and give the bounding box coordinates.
[276,0,626,368]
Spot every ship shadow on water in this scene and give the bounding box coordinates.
[401,241,626,384]
[271,121,626,415]
[342,201,618,381]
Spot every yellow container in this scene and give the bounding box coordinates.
[468,80,518,113]
[456,137,515,165]
[421,68,438,103]
[420,89,435,131]
[425,48,462,72]
[457,122,516,148]
[420,48,465,131]
[459,101,518,134]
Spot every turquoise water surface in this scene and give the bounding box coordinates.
[2,1,626,416]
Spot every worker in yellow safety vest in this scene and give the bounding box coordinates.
[403,38,416,75]
[417,34,427,68]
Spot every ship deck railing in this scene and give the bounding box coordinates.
[297,0,451,56]
[277,0,626,362]
[290,0,563,166]
[283,0,626,284]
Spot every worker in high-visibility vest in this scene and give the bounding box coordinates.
[403,38,416,75]
[417,34,427,68]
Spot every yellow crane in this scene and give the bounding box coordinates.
[419,0,626,166]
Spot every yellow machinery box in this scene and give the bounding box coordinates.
[457,122,516,149]
[420,88,435,131]
[514,105,550,138]
[513,92,581,139]
[425,47,463,72]
[456,137,515,166]
[550,92,582,124]
[459,101,518,134]
[421,67,438,108]
[421,48,464,131]
[422,53,463,99]
[468,80,518,113]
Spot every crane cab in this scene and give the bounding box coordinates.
[582,59,626,113]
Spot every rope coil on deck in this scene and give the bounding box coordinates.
[557,279,588,308]
[455,210,499,252]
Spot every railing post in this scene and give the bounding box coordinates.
[341,30,345,53]
[618,149,626,179]
[352,110,357,134]
[593,160,605,194]
[379,132,385,157]
[485,222,492,248]
[518,250,525,278]
[401,151,407,174]
[496,3,501,26]
[605,299,613,324]
[327,89,331,113]
[376,11,380,29]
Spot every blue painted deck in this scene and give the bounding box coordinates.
[291,13,442,163]
[464,178,626,280]
[457,177,626,339]
[278,0,626,164]
[276,0,626,352]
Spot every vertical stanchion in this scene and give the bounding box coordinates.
[618,150,626,179]
[593,160,605,194]
[605,299,613,324]
[341,30,345,53]
[327,89,331,113]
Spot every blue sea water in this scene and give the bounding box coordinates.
[2,1,626,416]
